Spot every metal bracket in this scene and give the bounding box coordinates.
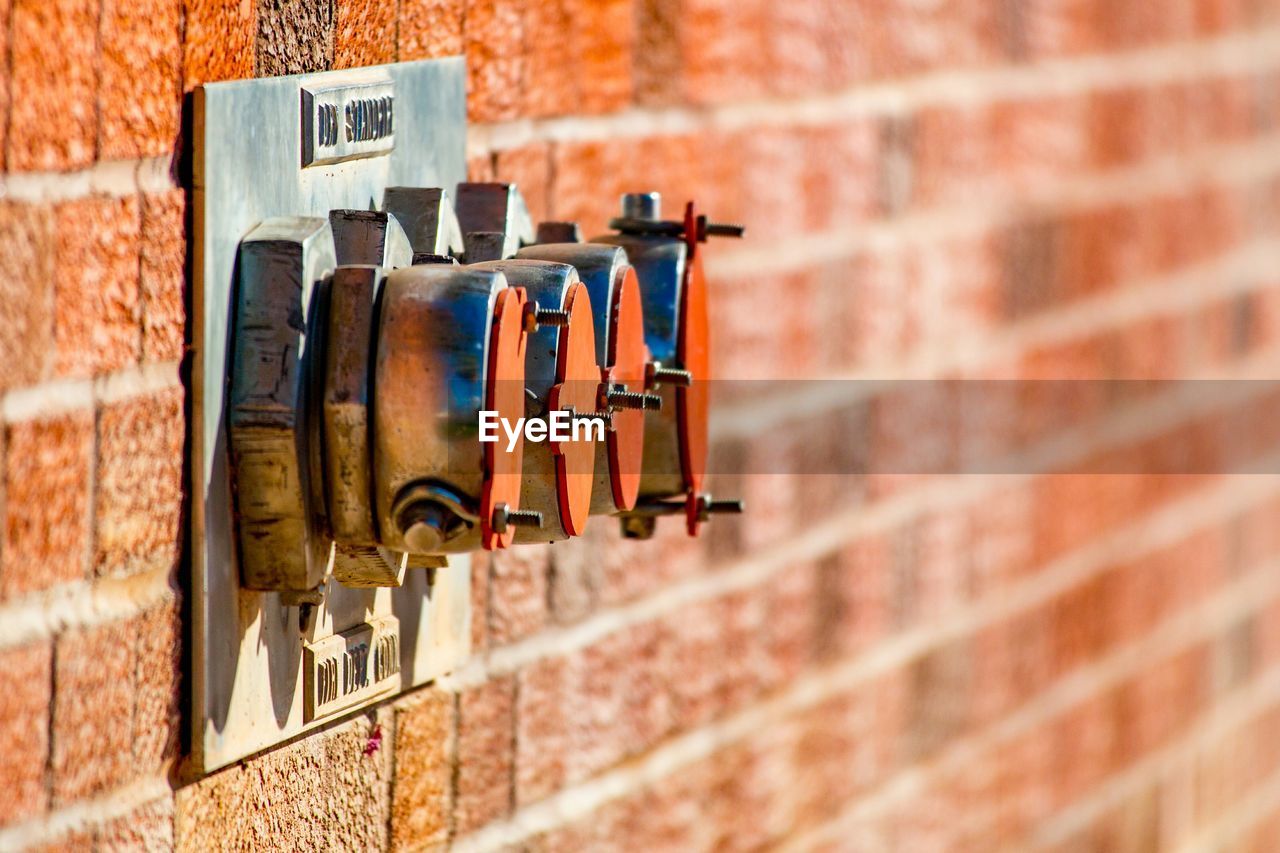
[191,59,469,775]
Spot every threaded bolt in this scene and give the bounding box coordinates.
[606,389,662,411]
[491,502,543,534]
[567,407,612,430]
[523,303,570,332]
[696,495,745,522]
[703,222,745,238]
[646,362,693,388]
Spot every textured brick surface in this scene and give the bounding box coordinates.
[95,387,184,577]
[464,0,525,122]
[175,713,392,850]
[0,641,52,826]
[256,0,334,76]
[99,0,182,159]
[53,196,143,378]
[183,0,255,87]
[8,0,98,171]
[333,0,397,69]
[0,201,55,391]
[390,689,453,849]
[400,0,465,60]
[8,1,1280,850]
[2,411,94,598]
[139,190,187,363]
[487,547,549,645]
[455,677,515,833]
[52,619,137,804]
[95,795,176,851]
[133,601,181,774]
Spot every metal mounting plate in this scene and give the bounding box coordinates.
[191,58,468,774]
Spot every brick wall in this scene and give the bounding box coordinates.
[4,0,1280,849]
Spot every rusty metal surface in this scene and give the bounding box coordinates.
[373,264,509,552]
[456,182,535,261]
[330,209,414,267]
[383,187,464,257]
[228,216,335,592]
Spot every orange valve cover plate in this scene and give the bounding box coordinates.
[480,286,529,549]
[605,265,647,511]
[678,250,710,534]
[546,282,599,535]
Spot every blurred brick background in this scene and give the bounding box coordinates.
[5,0,1280,850]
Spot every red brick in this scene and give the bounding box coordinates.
[487,545,549,645]
[467,152,496,182]
[515,653,577,804]
[0,201,56,391]
[94,388,184,578]
[333,0,397,68]
[400,0,464,60]
[175,712,392,849]
[470,551,490,651]
[0,0,9,172]
[99,0,182,160]
[465,0,525,122]
[521,0,576,119]
[546,527,602,624]
[54,196,143,378]
[95,794,175,851]
[133,601,180,775]
[2,410,94,598]
[139,190,186,363]
[572,0,634,113]
[0,641,52,826]
[52,618,136,803]
[495,144,553,225]
[764,561,818,687]
[8,0,98,171]
[183,0,255,88]
[455,677,515,833]
[761,0,829,97]
[677,0,769,105]
[391,689,453,849]
[1011,0,1103,59]
[633,0,681,105]
[1051,694,1120,808]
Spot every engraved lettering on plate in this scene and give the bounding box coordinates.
[301,79,395,168]
[303,615,402,721]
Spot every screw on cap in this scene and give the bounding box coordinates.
[397,501,453,553]
[621,192,662,221]
[491,502,543,534]
[646,361,693,388]
[522,303,570,332]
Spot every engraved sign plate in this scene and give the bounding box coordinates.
[301,78,395,167]
[304,616,402,721]
[191,58,469,777]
